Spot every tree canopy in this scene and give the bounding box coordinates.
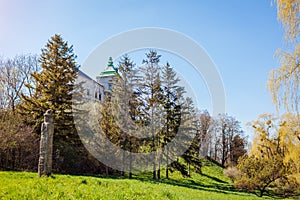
[21,34,79,133]
[268,0,300,112]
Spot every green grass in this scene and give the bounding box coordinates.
[0,164,280,200]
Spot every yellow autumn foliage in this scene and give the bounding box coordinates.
[274,0,300,41]
[268,0,300,113]
[249,113,300,184]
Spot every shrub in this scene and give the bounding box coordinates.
[234,154,299,197]
[223,166,239,183]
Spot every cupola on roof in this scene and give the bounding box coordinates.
[99,57,118,77]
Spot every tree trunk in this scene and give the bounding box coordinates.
[166,145,169,179]
[188,163,190,177]
[129,139,132,178]
[105,166,109,176]
[121,137,126,176]
[221,128,226,167]
[151,109,156,179]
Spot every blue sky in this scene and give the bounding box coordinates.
[0,0,284,137]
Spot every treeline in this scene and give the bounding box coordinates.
[97,51,247,179]
[0,34,246,177]
[0,35,106,174]
[0,55,40,171]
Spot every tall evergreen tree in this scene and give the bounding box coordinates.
[21,34,85,173]
[111,55,138,177]
[138,50,163,179]
[179,97,200,176]
[161,62,184,179]
[21,34,79,133]
[99,96,120,175]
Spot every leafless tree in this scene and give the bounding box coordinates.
[216,114,243,167]
[0,54,39,112]
[197,110,213,158]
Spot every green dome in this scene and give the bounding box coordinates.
[99,57,118,77]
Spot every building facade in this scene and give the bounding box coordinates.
[96,57,118,96]
[78,57,118,101]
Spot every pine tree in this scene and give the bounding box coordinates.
[179,97,200,176]
[20,34,84,173]
[99,96,120,175]
[161,62,184,178]
[111,55,138,177]
[21,34,79,133]
[138,50,164,179]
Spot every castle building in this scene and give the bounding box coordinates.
[77,57,118,101]
[96,57,118,96]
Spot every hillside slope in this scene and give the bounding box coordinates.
[0,163,276,200]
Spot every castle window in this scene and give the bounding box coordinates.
[108,84,113,90]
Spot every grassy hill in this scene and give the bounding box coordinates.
[0,162,277,200]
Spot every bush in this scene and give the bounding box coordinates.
[273,176,300,198]
[234,154,299,197]
[223,167,239,183]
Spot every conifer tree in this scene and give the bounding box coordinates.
[20,34,84,173]
[179,97,200,176]
[21,34,79,135]
[161,62,184,178]
[138,50,164,179]
[99,96,120,175]
[111,55,138,177]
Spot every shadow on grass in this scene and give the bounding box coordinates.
[81,173,256,198]
[200,173,228,184]
[39,171,284,199]
[67,168,283,199]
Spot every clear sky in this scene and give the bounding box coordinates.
[0,0,284,137]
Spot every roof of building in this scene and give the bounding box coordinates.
[78,69,103,87]
[99,57,118,77]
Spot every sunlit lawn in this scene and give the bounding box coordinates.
[0,163,278,200]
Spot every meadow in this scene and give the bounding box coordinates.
[0,163,278,200]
